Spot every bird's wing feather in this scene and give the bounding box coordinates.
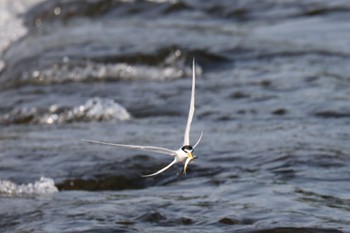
[82,139,176,155]
[142,158,177,177]
[183,59,196,146]
[193,131,203,148]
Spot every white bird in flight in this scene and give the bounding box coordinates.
[83,59,202,177]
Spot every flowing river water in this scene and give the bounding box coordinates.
[1,1,350,232]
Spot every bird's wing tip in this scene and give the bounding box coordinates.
[82,138,92,142]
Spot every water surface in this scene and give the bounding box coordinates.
[1,0,350,232]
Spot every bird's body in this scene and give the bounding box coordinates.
[84,59,202,177]
[175,149,188,163]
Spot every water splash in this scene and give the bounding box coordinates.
[0,0,44,72]
[0,177,58,196]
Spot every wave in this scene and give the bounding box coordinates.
[0,50,197,88]
[0,177,58,196]
[24,0,350,26]
[21,61,188,84]
[1,97,131,125]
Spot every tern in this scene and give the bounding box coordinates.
[83,59,202,177]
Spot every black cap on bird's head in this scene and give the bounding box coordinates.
[181,145,193,152]
[181,145,196,160]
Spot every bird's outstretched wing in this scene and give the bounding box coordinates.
[183,59,196,146]
[142,158,177,177]
[82,139,176,155]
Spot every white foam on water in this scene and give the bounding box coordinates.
[22,62,189,84]
[0,177,58,196]
[40,97,132,124]
[1,97,132,125]
[83,97,131,121]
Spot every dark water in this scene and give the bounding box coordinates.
[1,0,350,232]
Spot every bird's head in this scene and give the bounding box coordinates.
[181,145,197,174]
[181,145,195,159]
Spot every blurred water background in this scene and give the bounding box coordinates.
[1,0,350,232]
